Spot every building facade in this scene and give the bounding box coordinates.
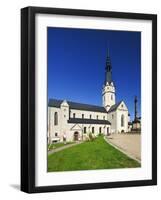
[48,51,130,143]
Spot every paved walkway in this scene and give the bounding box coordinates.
[48,141,83,155]
[105,133,141,162]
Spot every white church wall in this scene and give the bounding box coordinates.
[59,101,70,142]
[48,100,129,142]
[67,123,111,141]
[48,106,62,143]
[68,123,83,141]
[48,103,73,143]
[48,105,111,143]
[107,111,117,133]
[116,103,128,133]
[70,108,107,120]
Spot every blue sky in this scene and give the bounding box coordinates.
[47,27,141,121]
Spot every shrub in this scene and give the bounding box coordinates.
[98,132,103,137]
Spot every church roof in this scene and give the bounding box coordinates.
[107,101,122,113]
[48,99,63,107]
[68,118,111,125]
[48,99,107,113]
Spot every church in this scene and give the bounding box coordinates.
[48,51,130,143]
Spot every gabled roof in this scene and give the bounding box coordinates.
[48,99,107,113]
[48,99,62,108]
[107,101,122,113]
[68,118,111,125]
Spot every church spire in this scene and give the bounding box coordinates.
[102,49,116,110]
[105,48,112,84]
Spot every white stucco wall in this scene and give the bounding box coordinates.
[68,123,111,141]
[48,104,111,143]
[48,106,62,143]
[115,102,128,133]
[107,111,117,133]
[48,100,129,143]
[70,109,107,120]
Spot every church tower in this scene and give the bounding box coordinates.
[102,49,116,111]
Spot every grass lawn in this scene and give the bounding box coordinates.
[48,136,140,172]
[48,142,74,151]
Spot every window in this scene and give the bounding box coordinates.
[92,127,94,133]
[73,113,75,118]
[107,127,109,134]
[54,112,58,125]
[121,114,124,127]
[112,114,114,119]
[111,94,113,100]
[99,127,102,133]
[84,127,86,133]
[55,133,58,137]
[96,115,98,119]
[90,114,92,119]
[103,116,105,120]
[82,114,84,119]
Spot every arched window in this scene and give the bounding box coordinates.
[99,127,102,133]
[55,133,58,137]
[84,127,86,133]
[107,127,109,134]
[111,94,113,100]
[92,127,94,133]
[54,112,58,125]
[121,114,124,127]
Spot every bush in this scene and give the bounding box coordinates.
[98,132,103,137]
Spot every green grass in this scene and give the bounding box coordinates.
[48,142,74,151]
[48,136,140,172]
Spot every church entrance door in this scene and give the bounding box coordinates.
[74,132,79,141]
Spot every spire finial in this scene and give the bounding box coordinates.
[107,48,110,57]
